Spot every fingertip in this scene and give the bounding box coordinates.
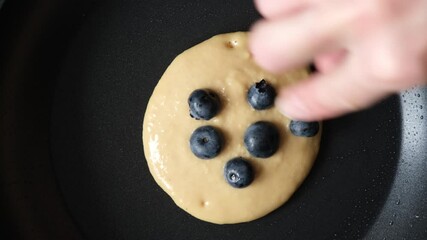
[254,0,308,19]
[275,65,393,121]
[249,10,335,75]
[275,87,320,121]
[254,0,283,19]
[249,22,284,73]
[254,0,269,18]
[275,75,347,121]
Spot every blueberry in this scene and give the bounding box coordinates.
[224,157,254,188]
[244,121,280,158]
[289,120,319,137]
[188,89,220,120]
[247,79,276,110]
[190,126,223,159]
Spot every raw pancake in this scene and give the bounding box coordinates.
[142,32,321,224]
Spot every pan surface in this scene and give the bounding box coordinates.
[1,0,426,239]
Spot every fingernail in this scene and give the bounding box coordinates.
[275,93,310,120]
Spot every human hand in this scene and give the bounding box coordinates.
[250,0,427,121]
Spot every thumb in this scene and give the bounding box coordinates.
[275,63,392,121]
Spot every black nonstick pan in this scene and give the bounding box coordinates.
[1,0,426,239]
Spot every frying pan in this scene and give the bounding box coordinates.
[1,0,426,239]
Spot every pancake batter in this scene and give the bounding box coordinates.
[143,32,321,224]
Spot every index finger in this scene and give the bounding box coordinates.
[275,60,392,121]
[250,0,359,73]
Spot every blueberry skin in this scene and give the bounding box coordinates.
[190,126,223,159]
[247,79,276,110]
[289,120,319,137]
[224,157,254,188]
[188,89,220,120]
[244,121,280,158]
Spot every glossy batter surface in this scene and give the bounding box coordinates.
[143,32,321,224]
